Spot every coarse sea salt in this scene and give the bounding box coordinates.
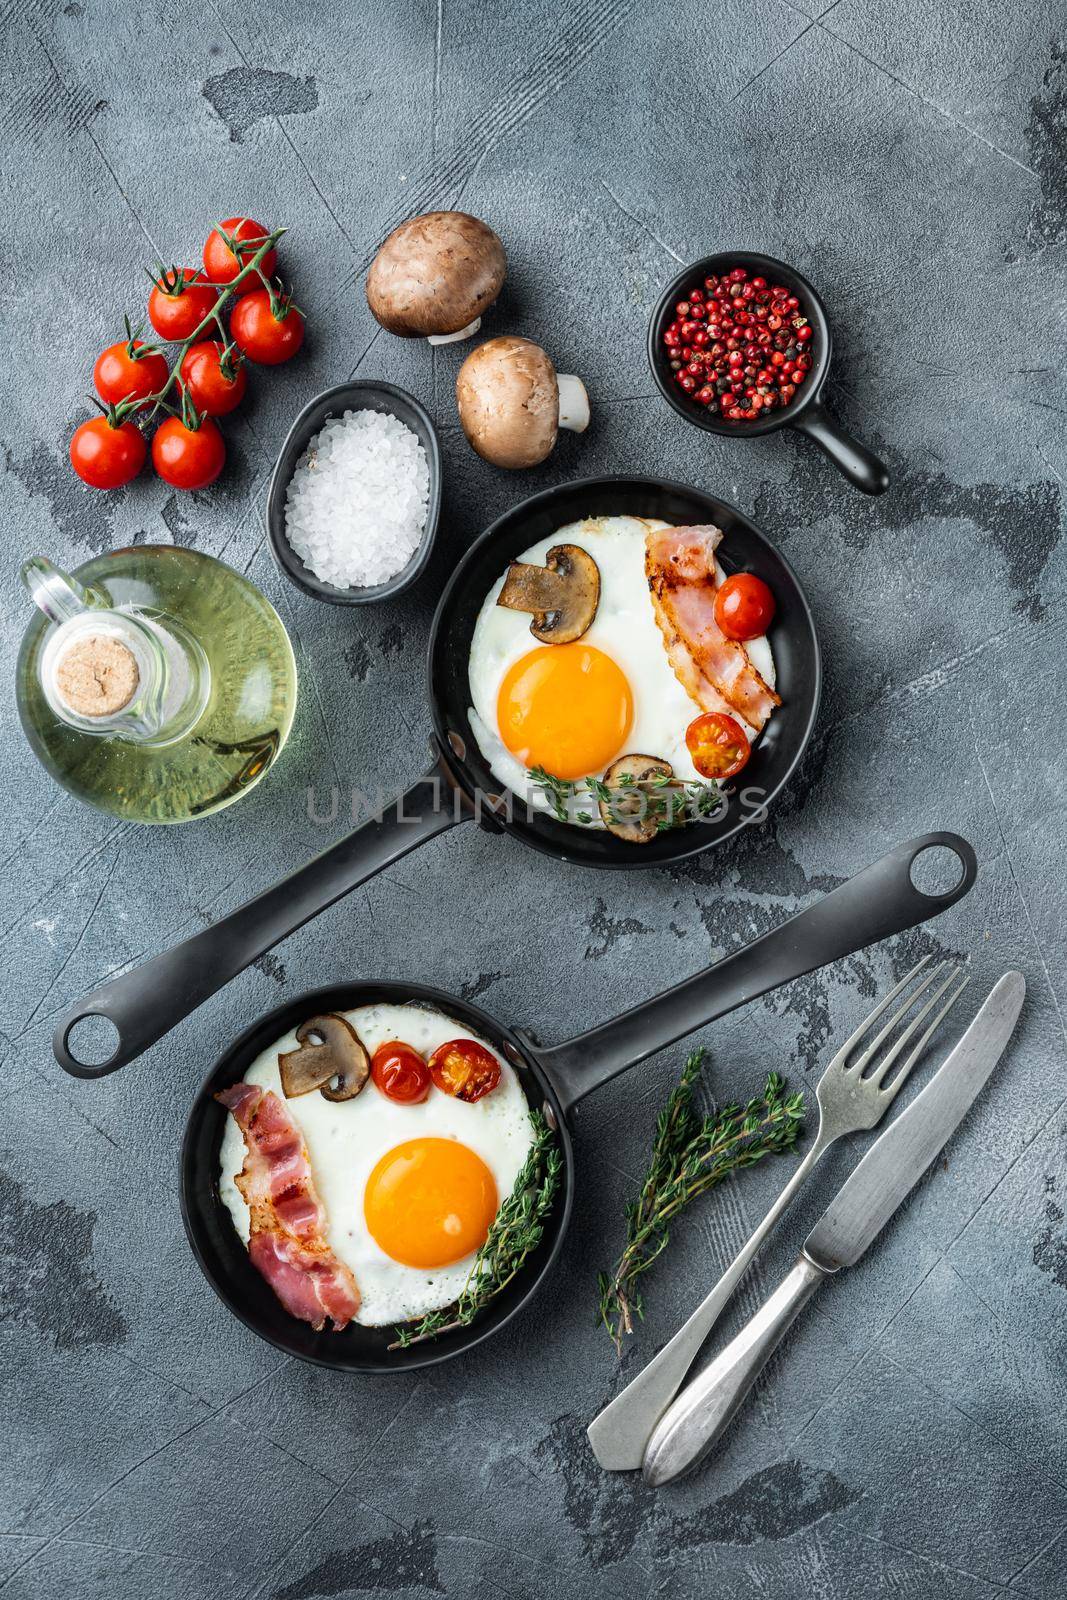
[284,408,430,590]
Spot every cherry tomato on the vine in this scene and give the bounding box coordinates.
[93,340,169,408]
[230,288,304,365]
[70,415,146,489]
[685,712,751,780]
[147,269,218,342]
[371,1042,431,1105]
[179,341,247,416]
[202,217,276,290]
[427,1039,501,1103]
[151,415,225,491]
[714,573,776,642]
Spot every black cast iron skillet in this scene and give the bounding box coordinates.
[55,475,821,1077]
[648,252,890,496]
[181,832,976,1372]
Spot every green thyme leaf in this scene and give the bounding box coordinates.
[530,767,724,832]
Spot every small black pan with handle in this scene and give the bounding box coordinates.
[647,252,890,497]
[179,832,975,1372]
[54,474,821,1077]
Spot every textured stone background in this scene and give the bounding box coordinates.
[2,1,1066,1596]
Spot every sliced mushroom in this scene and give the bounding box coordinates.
[278,1014,370,1102]
[497,543,600,644]
[598,754,674,845]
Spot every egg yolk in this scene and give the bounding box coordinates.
[363,1138,498,1268]
[496,643,633,781]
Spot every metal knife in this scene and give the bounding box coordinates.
[640,971,1025,1487]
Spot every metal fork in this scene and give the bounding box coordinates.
[587,955,970,1471]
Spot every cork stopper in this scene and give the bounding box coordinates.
[54,634,140,718]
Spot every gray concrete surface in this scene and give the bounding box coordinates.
[1,1,1065,1596]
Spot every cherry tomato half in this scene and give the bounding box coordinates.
[203,217,276,291]
[151,415,225,491]
[371,1042,431,1104]
[714,573,776,641]
[70,415,146,489]
[428,1038,501,1104]
[686,712,751,780]
[179,341,247,416]
[93,340,169,408]
[147,269,218,342]
[230,289,304,365]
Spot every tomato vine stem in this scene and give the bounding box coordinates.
[116,225,287,427]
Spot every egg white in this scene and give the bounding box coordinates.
[466,516,775,826]
[218,1002,535,1327]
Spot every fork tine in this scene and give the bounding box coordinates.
[830,955,933,1065]
[870,967,971,1096]
[848,958,956,1074]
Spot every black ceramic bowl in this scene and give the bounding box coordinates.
[266,381,442,604]
[648,252,889,495]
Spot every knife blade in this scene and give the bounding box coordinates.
[804,968,1025,1272]
[641,971,1025,1486]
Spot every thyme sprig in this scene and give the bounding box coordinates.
[530,765,724,833]
[389,1111,562,1350]
[597,1051,805,1354]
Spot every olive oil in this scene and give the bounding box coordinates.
[17,546,297,823]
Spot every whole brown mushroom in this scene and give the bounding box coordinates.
[366,211,507,344]
[455,336,590,469]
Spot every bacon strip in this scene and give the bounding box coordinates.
[645,524,781,732]
[218,1082,360,1332]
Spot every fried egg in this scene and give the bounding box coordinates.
[218,1002,535,1326]
[467,516,775,824]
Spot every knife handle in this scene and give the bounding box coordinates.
[641,1253,830,1486]
[587,1130,833,1471]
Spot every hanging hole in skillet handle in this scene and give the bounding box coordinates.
[909,841,969,898]
[790,402,889,496]
[57,1014,123,1079]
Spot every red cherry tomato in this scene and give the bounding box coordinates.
[147,269,218,341]
[230,289,304,365]
[70,415,146,489]
[714,573,776,641]
[203,217,276,291]
[151,415,225,491]
[179,341,247,416]
[686,712,751,780]
[371,1042,431,1104]
[428,1039,501,1103]
[93,341,169,408]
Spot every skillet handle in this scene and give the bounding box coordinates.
[53,751,476,1079]
[791,401,889,496]
[534,832,976,1114]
